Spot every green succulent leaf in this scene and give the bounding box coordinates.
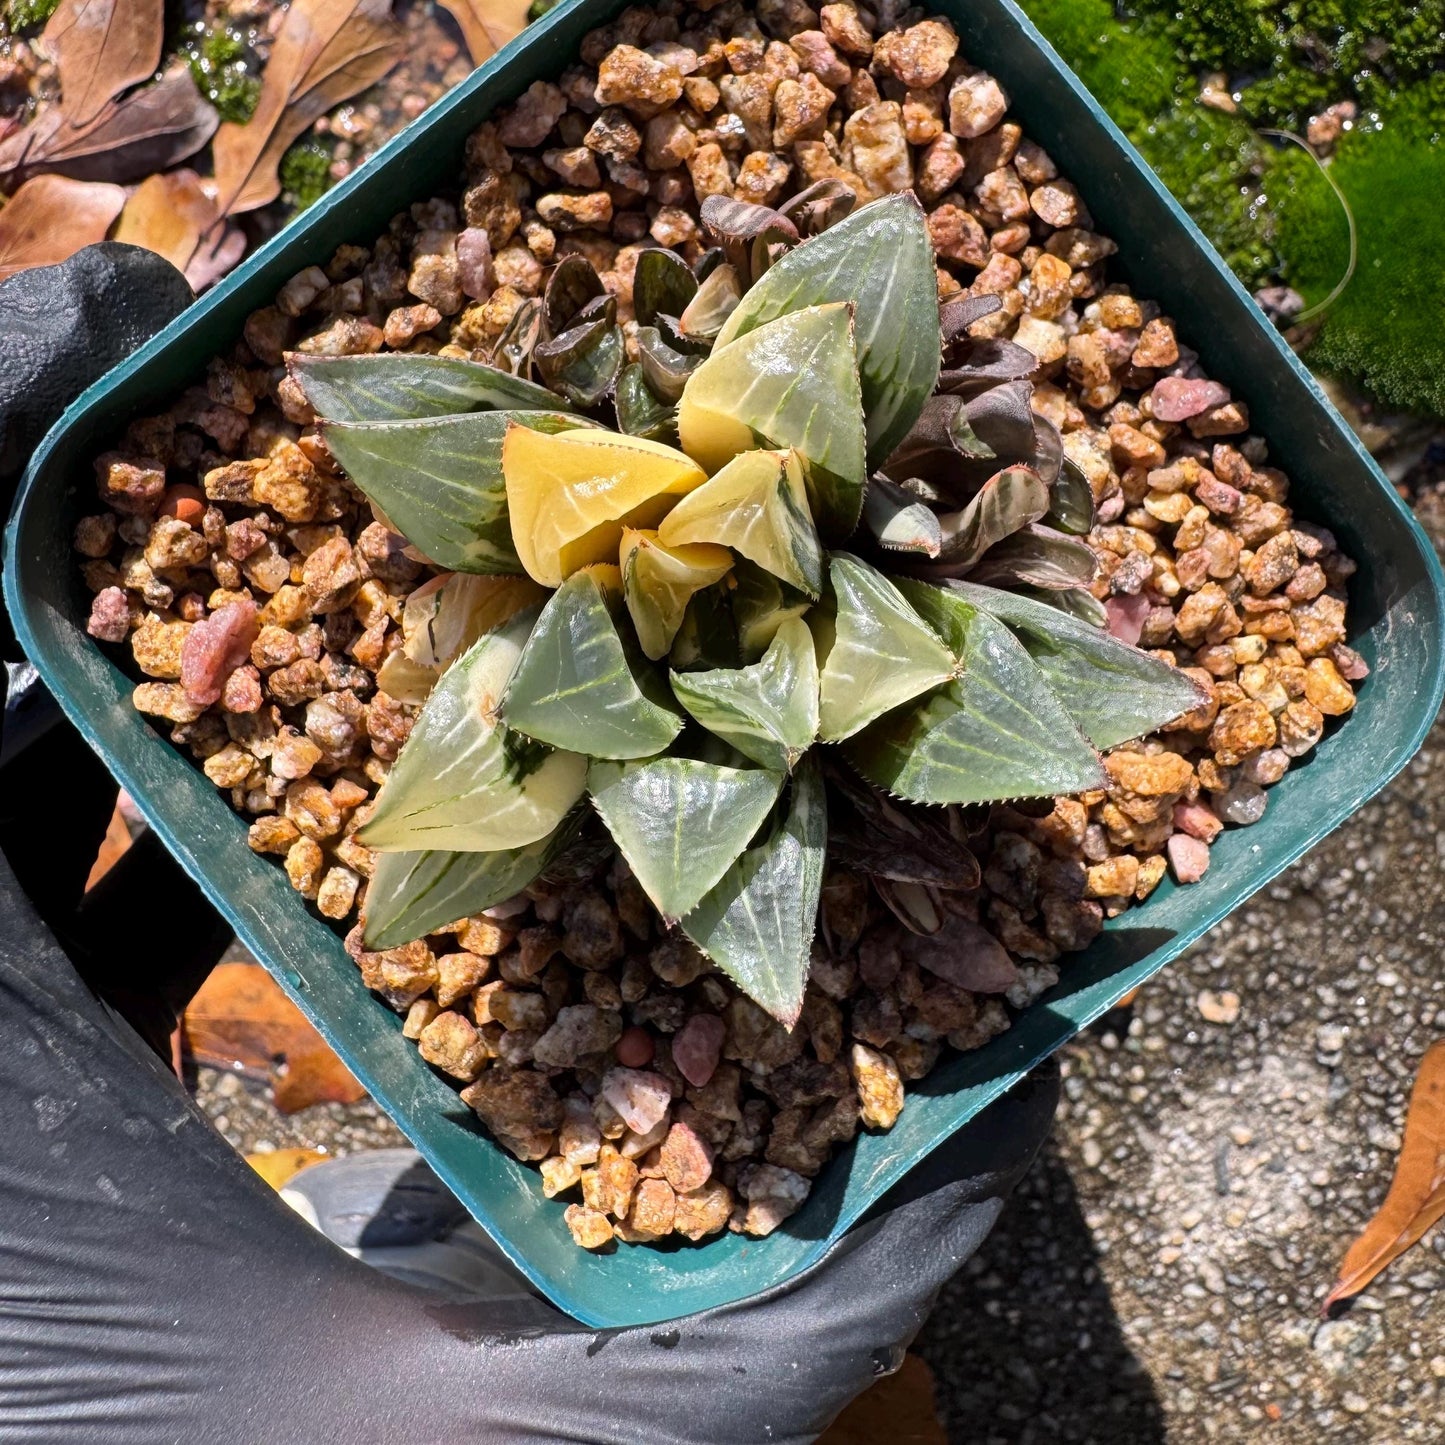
[544,254,606,332]
[847,584,1105,805]
[633,246,699,329]
[678,302,867,541]
[670,583,741,672]
[1027,586,1109,628]
[638,326,702,402]
[967,523,1100,590]
[492,297,544,376]
[936,466,1051,569]
[501,568,684,759]
[681,756,827,1027]
[548,323,625,408]
[670,616,819,771]
[864,474,943,557]
[363,817,580,950]
[620,530,733,661]
[615,364,678,443]
[731,558,814,663]
[943,581,1208,749]
[588,757,783,922]
[1045,457,1097,536]
[712,191,940,468]
[678,262,741,341]
[324,410,591,574]
[817,554,956,742]
[360,609,588,852]
[400,574,548,672]
[287,352,562,422]
[658,447,823,597]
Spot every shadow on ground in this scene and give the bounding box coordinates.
[916,1140,1165,1445]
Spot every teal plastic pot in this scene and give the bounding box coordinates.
[7,0,1443,1329]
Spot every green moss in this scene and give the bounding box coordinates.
[1024,0,1277,287]
[1135,107,1280,288]
[181,21,262,126]
[1128,0,1445,130]
[1143,0,1279,73]
[279,140,336,211]
[6,0,59,28]
[1023,0,1183,137]
[1270,78,1445,416]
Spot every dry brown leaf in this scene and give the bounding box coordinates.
[436,0,530,67]
[247,1147,330,1190]
[84,792,134,891]
[1323,1038,1445,1312]
[182,960,366,1114]
[0,174,125,283]
[42,0,166,128]
[185,219,248,293]
[0,67,218,189]
[818,1355,946,1445]
[212,0,404,217]
[113,168,215,272]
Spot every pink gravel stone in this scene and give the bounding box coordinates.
[1172,799,1223,843]
[672,1013,726,1088]
[180,599,259,707]
[1151,376,1230,423]
[1104,593,1151,646]
[1331,643,1370,681]
[1167,832,1211,883]
[86,586,130,643]
[600,1067,672,1134]
[456,228,495,300]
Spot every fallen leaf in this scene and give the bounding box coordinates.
[113,168,215,271]
[0,174,126,283]
[185,219,248,292]
[212,0,404,216]
[818,1354,946,1444]
[42,0,165,127]
[182,960,366,1114]
[1323,1038,1445,1312]
[247,1147,330,1189]
[0,68,219,188]
[84,791,135,891]
[436,0,529,67]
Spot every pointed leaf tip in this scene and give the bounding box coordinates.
[817,554,955,741]
[682,757,826,1026]
[713,191,939,468]
[848,584,1106,806]
[943,581,1209,748]
[288,352,563,423]
[589,757,783,922]
[501,569,684,760]
[670,616,819,771]
[678,303,867,541]
[360,609,588,853]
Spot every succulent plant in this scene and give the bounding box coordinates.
[290,188,1205,1026]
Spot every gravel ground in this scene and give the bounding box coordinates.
[195,454,1445,1438]
[193,1064,405,1158]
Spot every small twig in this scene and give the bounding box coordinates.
[1259,127,1358,323]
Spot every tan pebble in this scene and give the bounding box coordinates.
[1303,657,1355,716]
[1197,990,1241,1025]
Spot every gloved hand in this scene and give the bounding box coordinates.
[0,246,1058,1445]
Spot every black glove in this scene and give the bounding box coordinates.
[0,246,1058,1444]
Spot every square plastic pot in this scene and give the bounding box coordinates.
[7,0,1444,1329]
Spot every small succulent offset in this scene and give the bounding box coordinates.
[290,187,1204,1027]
